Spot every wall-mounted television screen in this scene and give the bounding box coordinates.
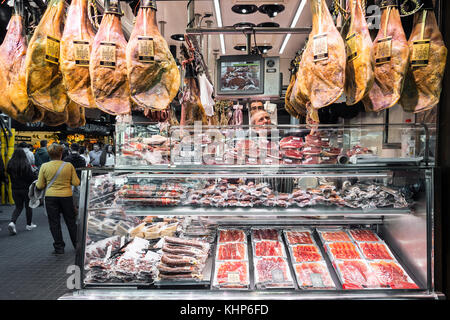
[216,55,264,96]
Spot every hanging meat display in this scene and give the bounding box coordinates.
[66,101,86,128]
[60,0,97,109]
[126,0,180,112]
[25,0,70,114]
[344,0,374,105]
[400,0,447,113]
[0,0,42,123]
[40,108,68,126]
[362,0,409,112]
[295,0,346,111]
[179,64,207,125]
[90,0,131,115]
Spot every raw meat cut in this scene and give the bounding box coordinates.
[217,243,247,260]
[41,108,68,126]
[400,2,447,113]
[66,101,86,128]
[362,1,409,112]
[280,136,304,149]
[369,261,418,289]
[302,146,321,155]
[335,260,380,289]
[126,0,180,111]
[218,229,246,243]
[285,231,314,245]
[327,242,361,260]
[254,241,284,257]
[344,0,374,105]
[214,261,249,287]
[358,242,393,260]
[349,229,380,242]
[255,257,293,287]
[252,229,280,241]
[321,147,342,157]
[60,0,96,109]
[294,262,335,289]
[0,2,39,123]
[318,230,352,242]
[25,0,70,113]
[291,245,322,262]
[281,149,303,160]
[295,0,346,109]
[90,0,131,115]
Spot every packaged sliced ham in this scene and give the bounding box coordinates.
[348,229,381,242]
[316,228,352,243]
[284,229,315,245]
[253,240,286,258]
[357,242,394,260]
[252,228,281,241]
[213,260,250,289]
[218,229,247,243]
[290,244,323,263]
[325,242,362,261]
[254,257,294,289]
[333,259,381,289]
[294,262,336,290]
[216,242,247,261]
[369,260,419,289]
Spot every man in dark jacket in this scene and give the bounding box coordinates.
[34,140,50,168]
[63,143,86,179]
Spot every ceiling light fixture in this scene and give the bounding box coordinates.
[234,45,247,51]
[213,0,225,54]
[258,4,285,18]
[170,34,185,41]
[279,0,307,54]
[231,4,258,15]
[257,22,280,28]
[234,22,256,28]
[258,45,273,53]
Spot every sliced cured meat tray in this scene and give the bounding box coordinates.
[316,228,352,242]
[368,260,419,289]
[252,228,281,241]
[290,245,323,263]
[254,257,294,289]
[218,229,247,243]
[293,262,336,290]
[216,242,247,260]
[253,240,286,257]
[283,229,315,245]
[333,260,381,289]
[357,242,394,260]
[212,260,250,289]
[348,229,381,242]
[325,242,362,261]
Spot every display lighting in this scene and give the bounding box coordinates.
[231,4,258,14]
[258,4,285,18]
[214,0,226,54]
[279,0,307,54]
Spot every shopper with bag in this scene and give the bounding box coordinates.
[6,149,38,235]
[36,143,80,255]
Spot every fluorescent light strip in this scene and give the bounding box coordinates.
[279,0,307,54]
[213,0,225,54]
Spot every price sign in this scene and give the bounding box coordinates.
[138,36,155,63]
[375,36,392,65]
[411,39,430,67]
[73,40,90,66]
[271,268,285,282]
[310,273,325,288]
[227,272,241,283]
[45,36,60,65]
[100,42,116,68]
[346,33,359,62]
[313,33,328,62]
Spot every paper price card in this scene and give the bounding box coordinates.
[310,273,325,288]
[100,42,116,68]
[313,33,329,62]
[73,40,90,66]
[138,36,155,63]
[227,271,241,283]
[346,33,359,62]
[45,36,60,65]
[375,36,392,65]
[411,39,430,67]
[271,268,285,282]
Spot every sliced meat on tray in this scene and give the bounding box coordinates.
[294,262,335,289]
[369,261,419,289]
[214,261,249,288]
[217,243,247,260]
[327,242,361,260]
[285,231,314,245]
[252,229,280,241]
[291,245,323,262]
[318,230,352,242]
[349,229,380,242]
[254,241,285,257]
[334,260,381,289]
[254,257,293,287]
[218,229,246,243]
[358,242,394,260]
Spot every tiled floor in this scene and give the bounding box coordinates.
[0,205,76,300]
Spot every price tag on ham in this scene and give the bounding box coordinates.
[411,39,430,67]
[375,36,392,65]
[73,40,90,66]
[99,42,116,68]
[45,36,60,65]
[313,33,329,62]
[137,36,155,63]
[227,271,241,283]
[346,33,359,62]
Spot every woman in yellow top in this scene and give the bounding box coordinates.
[36,143,80,255]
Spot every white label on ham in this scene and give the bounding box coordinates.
[375,37,392,65]
[100,42,116,68]
[346,33,359,62]
[73,40,90,67]
[411,39,430,67]
[45,36,60,65]
[137,36,155,63]
[227,271,240,283]
[313,33,329,62]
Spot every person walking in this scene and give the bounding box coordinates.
[36,143,80,254]
[79,146,90,166]
[34,140,50,169]
[89,143,102,167]
[63,143,86,178]
[18,142,35,166]
[100,144,115,167]
[6,149,38,235]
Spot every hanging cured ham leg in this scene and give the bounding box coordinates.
[345,0,374,105]
[25,0,70,114]
[126,0,180,111]
[60,0,97,109]
[90,0,131,115]
[295,0,346,110]
[400,0,447,113]
[0,0,40,123]
[66,101,86,128]
[362,0,409,112]
[180,64,207,126]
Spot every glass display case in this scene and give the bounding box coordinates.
[62,124,441,300]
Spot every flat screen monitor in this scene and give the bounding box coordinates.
[216,55,264,96]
